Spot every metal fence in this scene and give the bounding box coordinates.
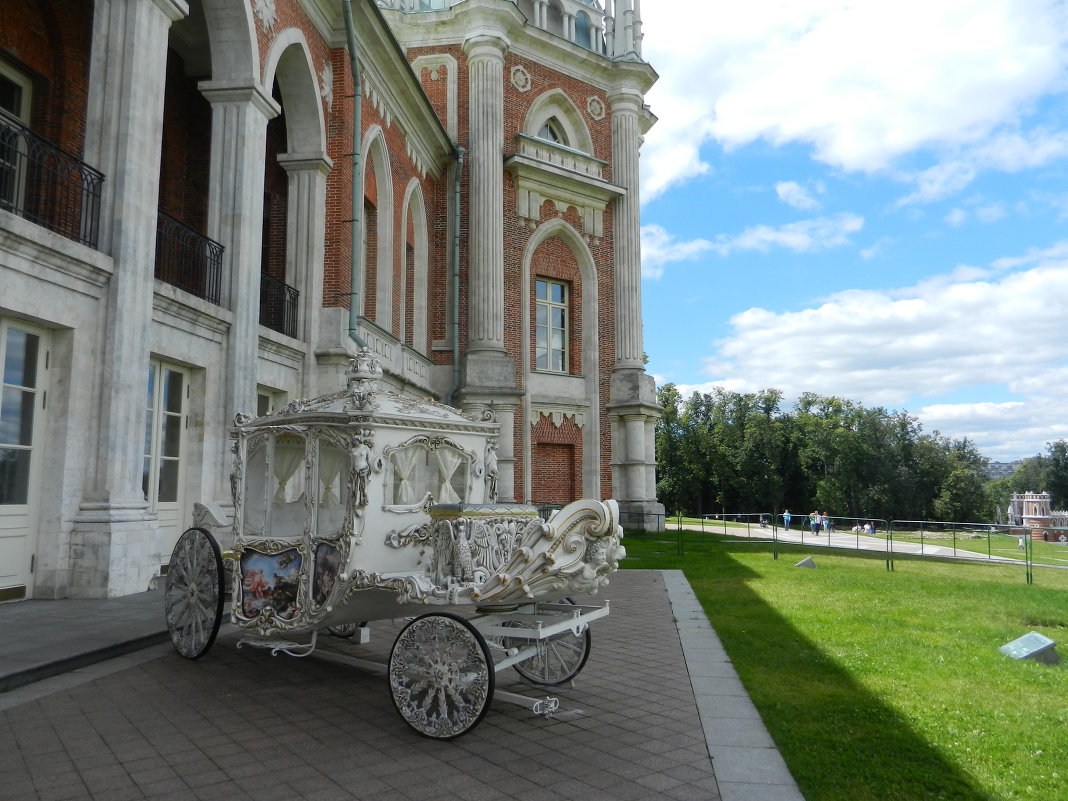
[155,211,224,304]
[635,512,1068,585]
[0,113,103,248]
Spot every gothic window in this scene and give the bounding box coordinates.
[538,117,568,147]
[535,278,569,372]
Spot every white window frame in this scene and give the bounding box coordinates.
[535,278,569,373]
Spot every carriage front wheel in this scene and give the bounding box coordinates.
[164,527,225,660]
[388,613,494,739]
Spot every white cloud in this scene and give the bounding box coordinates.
[640,224,713,278]
[680,257,1068,457]
[711,213,863,256]
[640,0,1068,201]
[945,208,968,226]
[775,181,820,210]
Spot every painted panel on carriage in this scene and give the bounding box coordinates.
[312,542,343,607]
[239,548,302,620]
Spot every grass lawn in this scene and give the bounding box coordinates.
[621,535,1068,801]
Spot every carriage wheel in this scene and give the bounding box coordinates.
[164,527,225,660]
[388,613,494,739]
[505,600,591,686]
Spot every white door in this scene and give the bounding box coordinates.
[144,360,188,564]
[0,320,47,601]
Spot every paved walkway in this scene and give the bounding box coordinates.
[667,523,1023,564]
[0,570,804,801]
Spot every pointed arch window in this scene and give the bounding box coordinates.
[537,117,568,147]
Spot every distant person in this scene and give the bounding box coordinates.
[863,522,872,535]
[823,512,831,533]
[811,510,821,535]
[783,509,792,531]
[869,521,876,536]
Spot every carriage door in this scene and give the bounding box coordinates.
[0,320,48,601]
[143,360,188,564]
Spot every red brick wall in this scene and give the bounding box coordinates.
[159,48,212,233]
[0,0,92,156]
[531,414,583,503]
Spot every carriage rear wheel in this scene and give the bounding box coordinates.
[388,613,494,739]
[164,527,225,660]
[505,600,591,686]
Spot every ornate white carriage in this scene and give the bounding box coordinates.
[164,349,625,738]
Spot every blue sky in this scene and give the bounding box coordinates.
[637,0,1068,461]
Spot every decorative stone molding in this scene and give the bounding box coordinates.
[319,62,333,114]
[506,135,622,242]
[586,95,605,120]
[530,406,586,429]
[252,0,277,34]
[510,64,531,92]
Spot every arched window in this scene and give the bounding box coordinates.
[575,12,593,50]
[538,117,568,147]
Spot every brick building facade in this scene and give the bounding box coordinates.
[0,0,663,601]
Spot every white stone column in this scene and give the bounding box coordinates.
[69,0,187,598]
[199,82,279,421]
[278,152,332,396]
[606,85,664,532]
[610,90,645,369]
[463,35,506,356]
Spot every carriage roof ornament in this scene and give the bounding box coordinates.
[346,347,382,411]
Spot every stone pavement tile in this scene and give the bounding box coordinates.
[2,571,738,801]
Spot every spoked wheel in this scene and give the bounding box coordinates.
[388,613,494,739]
[505,600,591,686]
[164,527,225,660]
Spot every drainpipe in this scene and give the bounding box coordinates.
[342,0,368,349]
[444,146,465,406]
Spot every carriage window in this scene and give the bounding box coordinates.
[388,441,470,506]
[317,438,348,538]
[243,438,268,535]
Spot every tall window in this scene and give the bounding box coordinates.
[535,279,568,372]
[0,64,32,213]
[0,322,42,505]
[143,361,187,507]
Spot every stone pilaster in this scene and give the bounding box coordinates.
[70,0,188,597]
[278,152,332,397]
[199,82,280,420]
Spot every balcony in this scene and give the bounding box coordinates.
[260,273,298,338]
[0,113,104,248]
[155,212,223,304]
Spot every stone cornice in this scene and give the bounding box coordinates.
[276,151,334,175]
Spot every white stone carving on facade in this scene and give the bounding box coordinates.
[587,95,605,120]
[319,62,333,114]
[510,64,531,93]
[530,407,585,429]
[252,0,277,34]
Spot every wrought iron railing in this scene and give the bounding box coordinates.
[155,211,223,304]
[260,273,299,338]
[0,112,104,248]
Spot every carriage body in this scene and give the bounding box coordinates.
[227,350,622,636]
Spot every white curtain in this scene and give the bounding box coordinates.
[435,448,464,504]
[392,447,420,504]
[319,444,347,508]
[273,438,305,503]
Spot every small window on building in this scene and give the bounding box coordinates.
[535,278,568,372]
[537,117,568,147]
